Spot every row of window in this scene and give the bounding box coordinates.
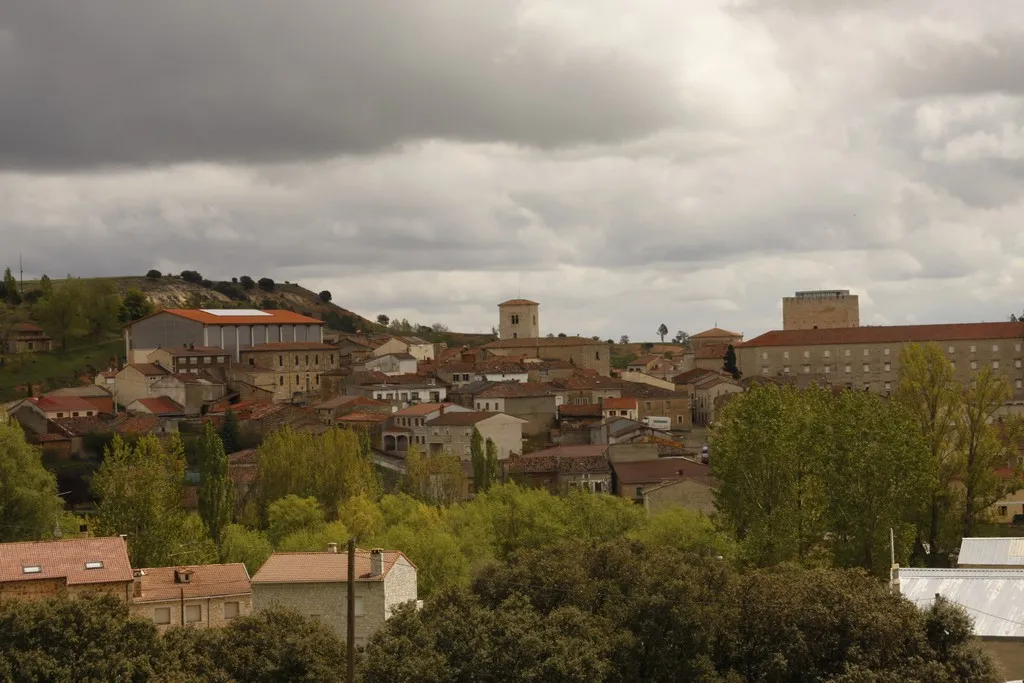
[180,356,225,366]
[52,410,96,418]
[394,416,427,427]
[152,601,240,625]
[765,359,1023,376]
[276,354,335,368]
[761,343,1023,362]
[278,374,321,386]
[374,391,442,402]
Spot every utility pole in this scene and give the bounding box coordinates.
[18,253,23,296]
[347,538,356,683]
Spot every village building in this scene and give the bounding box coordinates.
[130,564,252,631]
[424,411,526,461]
[0,537,133,602]
[509,444,611,494]
[4,322,54,353]
[146,346,232,378]
[238,342,340,403]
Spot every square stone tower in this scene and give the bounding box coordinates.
[498,299,540,339]
[782,290,860,330]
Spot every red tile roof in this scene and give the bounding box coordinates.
[337,412,389,423]
[603,397,638,411]
[393,402,455,416]
[741,321,1024,348]
[672,368,721,384]
[158,309,325,326]
[133,564,251,603]
[558,403,603,418]
[126,363,170,377]
[251,550,412,583]
[242,342,337,351]
[132,396,186,415]
[612,457,714,486]
[475,382,560,398]
[695,344,728,359]
[484,336,605,349]
[498,299,539,306]
[693,327,742,338]
[511,445,610,474]
[28,395,98,414]
[0,537,132,586]
[112,415,163,434]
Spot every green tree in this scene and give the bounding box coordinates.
[470,427,486,492]
[377,314,390,326]
[484,437,500,491]
[92,434,198,567]
[220,523,273,575]
[722,343,741,379]
[81,279,121,342]
[318,290,332,302]
[118,288,153,323]
[196,421,233,546]
[2,267,20,306]
[38,274,52,298]
[33,276,85,349]
[656,323,668,342]
[0,421,61,542]
[219,408,241,454]
[338,493,384,540]
[267,495,325,545]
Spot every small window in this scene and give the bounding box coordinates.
[863,349,869,356]
[803,366,810,374]
[353,596,365,617]
[314,354,319,364]
[783,351,789,359]
[993,360,1000,370]
[992,344,999,352]
[862,364,869,372]
[72,412,79,417]
[278,355,283,367]
[844,365,851,374]
[883,348,890,356]
[948,345,954,354]
[761,367,768,375]
[1017,380,1022,389]
[190,357,197,365]
[305,354,310,365]
[56,412,64,418]
[294,355,299,364]
[295,375,300,383]
[595,351,600,360]
[316,375,321,385]
[1017,359,1022,368]
[84,561,104,570]
[154,607,171,624]
[824,350,831,358]
[802,350,810,358]
[22,565,42,574]
[204,356,211,364]
[970,345,976,353]
[185,604,202,623]
[884,362,891,372]
[783,366,790,374]
[279,376,284,386]
[824,365,831,374]
[1017,343,1022,352]
[863,383,870,391]
[970,361,977,370]
[999,506,1008,517]
[844,349,850,357]
[635,486,644,498]
[761,352,768,360]
[224,601,240,619]
[884,381,891,391]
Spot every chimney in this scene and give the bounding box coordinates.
[438,404,445,417]
[79,523,88,538]
[119,534,128,543]
[133,569,145,598]
[327,542,338,554]
[369,548,384,577]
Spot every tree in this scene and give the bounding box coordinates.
[619,335,629,344]
[220,523,273,575]
[257,277,275,291]
[470,427,486,492]
[377,314,390,326]
[196,422,233,546]
[318,290,332,302]
[722,344,741,379]
[180,270,203,283]
[239,275,255,290]
[485,438,500,491]
[33,276,85,349]
[92,434,208,567]
[81,279,121,342]
[0,421,61,542]
[656,323,668,342]
[3,267,20,306]
[219,408,240,454]
[38,274,52,298]
[673,330,690,346]
[145,269,161,279]
[267,495,325,545]
[118,288,153,323]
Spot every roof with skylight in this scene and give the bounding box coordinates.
[199,309,270,317]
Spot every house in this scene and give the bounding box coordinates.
[0,536,133,602]
[336,412,390,439]
[693,376,744,425]
[130,564,252,631]
[363,352,418,376]
[45,386,115,415]
[424,411,526,460]
[251,546,418,646]
[110,413,179,438]
[509,444,611,494]
[148,373,227,415]
[383,403,473,455]
[617,371,677,391]
[693,344,730,371]
[611,457,714,503]
[4,322,54,354]
[126,396,187,417]
[7,396,104,437]
[602,397,638,421]
[897,567,1024,679]
[93,369,118,390]
[238,342,341,403]
[626,355,680,379]
[642,478,716,515]
[146,345,231,378]
[690,327,743,351]
[372,336,435,362]
[311,395,392,423]
[114,363,171,407]
[124,308,326,363]
[737,321,1024,397]
[484,336,610,376]
[590,416,654,446]
[472,382,562,436]
[956,538,1024,569]
[619,384,693,431]
[556,403,605,443]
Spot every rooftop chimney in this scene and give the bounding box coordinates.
[133,569,145,598]
[327,542,338,554]
[369,548,384,577]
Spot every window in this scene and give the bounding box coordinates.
[645,402,652,409]
[864,383,870,391]
[635,486,644,498]
[970,345,976,353]
[331,354,335,364]
[999,506,1008,517]
[279,376,284,386]
[352,596,365,617]
[884,348,890,356]
[72,412,79,417]
[844,365,851,373]
[677,415,684,423]
[1017,344,1022,352]
[185,605,202,623]
[1017,360,1022,368]
[824,365,831,374]
[190,357,197,365]
[84,561,104,570]
[884,382,891,391]
[761,367,768,375]
[1018,380,1023,389]
[511,314,519,325]
[970,361,977,370]
[316,375,320,385]
[314,355,319,364]
[862,364,869,372]
[783,351,789,359]
[992,344,999,352]
[783,366,790,374]
[884,362,891,372]
[595,351,600,360]
[56,412,63,418]
[844,349,850,357]
[22,565,41,574]
[803,366,810,374]
[761,352,768,360]
[948,345,954,354]
[204,357,211,364]
[863,349,869,356]
[278,355,283,367]
[594,481,605,493]
[993,360,1000,370]
[154,607,171,624]
[224,602,240,619]
[305,354,310,365]
[485,402,490,410]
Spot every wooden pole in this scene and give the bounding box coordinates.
[347,538,356,683]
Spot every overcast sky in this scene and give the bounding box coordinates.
[3,0,1024,340]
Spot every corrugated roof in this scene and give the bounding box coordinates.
[898,568,1024,638]
[742,321,1024,348]
[251,550,411,583]
[134,564,251,603]
[957,538,1024,567]
[159,309,325,326]
[0,537,132,586]
[28,395,98,414]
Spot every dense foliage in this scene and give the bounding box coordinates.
[0,420,63,542]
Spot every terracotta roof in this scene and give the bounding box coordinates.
[519,444,608,460]
[612,457,714,486]
[375,352,417,361]
[242,342,337,351]
[155,309,325,326]
[112,414,163,434]
[558,403,603,418]
[628,356,660,368]
[484,336,605,349]
[50,416,113,436]
[741,321,1024,348]
[337,412,389,423]
[695,344,729,359]
[393,402,456,417]
[672,368,721,384]
[251,550,412,583]
[27,395,98,414]
[603,397,638,411]
[45,386,113,399]
[0,537,132,586]
[427,411,524,426]
[126,363,170,377]
[618,383,686,399]
[692,327,742,338]
[156,346,229,357]
[498,299,539,306]
[132,396,187,415]
[228,449,258,465]
[475,382,560,399]
[133,564,251,603]
[12,322,46,333]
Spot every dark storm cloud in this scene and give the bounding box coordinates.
[0,0,684,170]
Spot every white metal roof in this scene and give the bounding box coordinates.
[199,309,270,317]
[898,568,1024,638]
[957,537,1024,567]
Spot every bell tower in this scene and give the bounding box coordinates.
[498,299,540,340]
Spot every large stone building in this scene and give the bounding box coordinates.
[424,411,526,460]
[124,308,325,363]
[782,290,860,330]
[484,337,610,375]
[498,299,540,340]
[737,321,1024,397]
[0,537,134,602]
[238,342,341,402]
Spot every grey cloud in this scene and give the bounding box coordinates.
[0,1,684,170]
[893,33,1024,98]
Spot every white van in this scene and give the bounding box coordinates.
[642,416,672,430]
